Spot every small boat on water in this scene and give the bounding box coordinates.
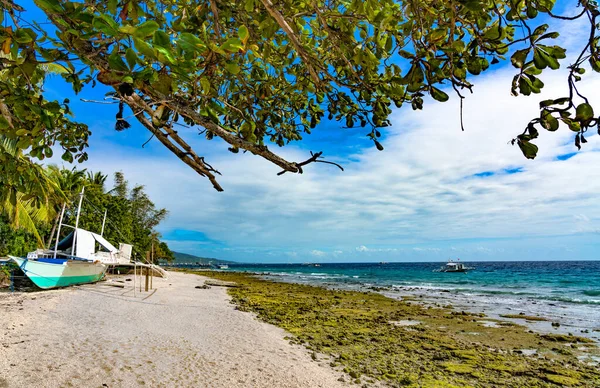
[438,259,473,273]
[217,264,229,270]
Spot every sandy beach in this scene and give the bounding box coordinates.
[0,271,346,388]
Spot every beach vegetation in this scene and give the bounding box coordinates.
[0,0,599,191]
[194,270,600,387]
[0,167,174,262]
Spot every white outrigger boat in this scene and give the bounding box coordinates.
[9,187,163,289]
[438,259,473,273]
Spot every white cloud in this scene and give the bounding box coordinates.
[76,20,600,262]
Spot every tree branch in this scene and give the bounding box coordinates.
[277,151,344,175]
[259,0,321,86]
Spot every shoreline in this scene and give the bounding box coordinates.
[233,267,600,342]
[197,270,600,387]
[2,269,600,387]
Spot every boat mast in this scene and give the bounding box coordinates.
[100,209,107,237]
[53,203,67,259]
[71,187,85,258]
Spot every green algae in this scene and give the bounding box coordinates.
[190,270,600,387]
[541,334,595,343]
[543,374,580,386]
[500,314,549,322]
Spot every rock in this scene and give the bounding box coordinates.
[552,322,560,327]
[195,285,211,289]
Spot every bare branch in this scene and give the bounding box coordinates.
[277,151,344,175]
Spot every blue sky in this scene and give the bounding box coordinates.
[33,2,600,262]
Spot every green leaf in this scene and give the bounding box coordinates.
[108,51,129,72]
[155,46,175,64]
[108,0,118,14]
[33,0,63,13]
[575,103,594,121]
[518,77,531,96]
[518,140,538,159]
[532,24,549,41]
[245,0,254,12]
[61,151,74,163]
[200,77,211,94]
[538,32,560,41]
[14,28,36,43]
[430,87,449,102]
[511,49,529,69]
[0,116,9,129]
[153,30,171,48]
[125,48,138,69]
[483,25,503,41]
[533,48,547,69]
[225,62,241,74]
[92,15,120,36]
[238,25,250,45]
[134,38,156,59]
[221,38,244,53]
[178,33,206,53]
[541,110,559,131]
[134,21,160,38]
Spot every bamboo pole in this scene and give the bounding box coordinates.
[150,242,154,289]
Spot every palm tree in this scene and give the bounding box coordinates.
[87,171,108,191]
[0,136,65,247]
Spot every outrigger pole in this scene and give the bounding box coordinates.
[53,203,67,259]
[71,187,85,257]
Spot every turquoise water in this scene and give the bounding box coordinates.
[229,261,600,305]
[226,261,600,338]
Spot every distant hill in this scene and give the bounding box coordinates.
[170,251,235,265]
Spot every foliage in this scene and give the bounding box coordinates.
[0,0,599,191]
[0,164,173,261]
[197,270,600,387]
[0,214,39,256]
[0,135,64,246]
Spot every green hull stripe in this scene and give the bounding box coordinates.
[29,274,104,289]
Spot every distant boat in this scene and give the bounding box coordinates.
[9,187,108,289]
[217,264,229,270]
[438,259,473,273]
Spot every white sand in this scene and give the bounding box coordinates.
[0,271,347,388]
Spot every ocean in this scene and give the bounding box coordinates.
[226,261,600,340]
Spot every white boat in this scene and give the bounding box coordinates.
[9,255,106,289]
[438,260,472,273]
[217,264,229,270]
[9,187,109,289]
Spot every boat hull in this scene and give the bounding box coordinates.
[9,256,107,289]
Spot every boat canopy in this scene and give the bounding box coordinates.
[55,228,118,259]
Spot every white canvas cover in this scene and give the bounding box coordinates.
[74,228,119,260]
[91,231,119,253]
[119,243,133,262]
[75,229,96,259]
